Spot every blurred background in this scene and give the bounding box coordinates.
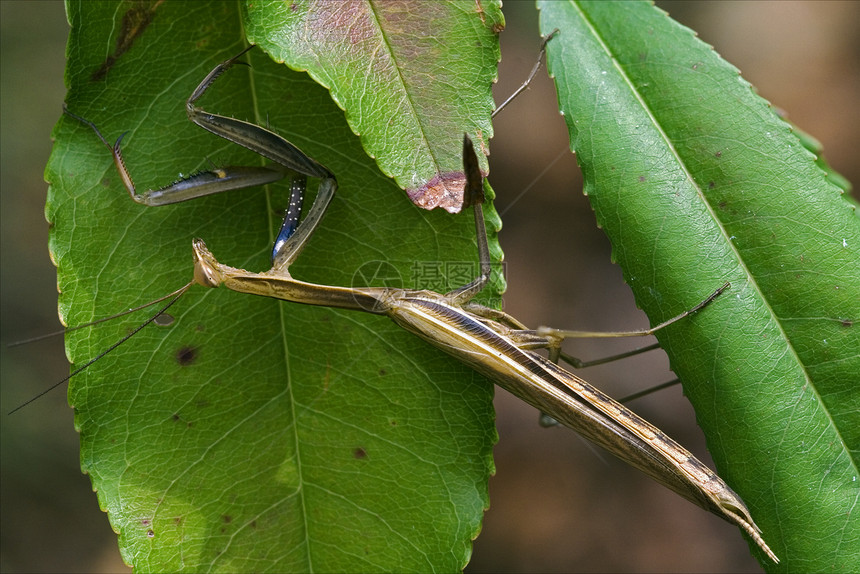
[1,2,857,572]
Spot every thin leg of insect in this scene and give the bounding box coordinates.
[536,282,730,343]
[519,282,729,368]
[492,28,559,118]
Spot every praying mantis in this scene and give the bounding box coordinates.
[53,39,779,570]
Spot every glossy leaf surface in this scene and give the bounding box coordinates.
[48,1,500,571]
[538,1,860,570]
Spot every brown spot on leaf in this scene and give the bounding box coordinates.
[91,0,163,81]
[841,318,853,327]
[407,171,467,213]
[353,447,367,459]
[222,515,232,523]
[176,346,197,366]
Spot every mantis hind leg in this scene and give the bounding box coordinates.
[444,31,560,305]
[445,135,492,305]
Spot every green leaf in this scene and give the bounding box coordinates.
[48,1,500,571]
[244,0,504,212]
[538,1,859,570]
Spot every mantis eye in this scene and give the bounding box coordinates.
[193,259,221,289]
[191,238,223,289]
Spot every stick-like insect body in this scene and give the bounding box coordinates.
[64,46,778,563]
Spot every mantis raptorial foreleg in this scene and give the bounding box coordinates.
[64,45,333,268]
[61,45,777,563]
